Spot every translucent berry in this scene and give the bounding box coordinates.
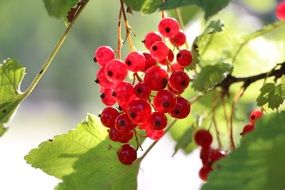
[167,84,184,95]
[240,123,255,136]
[100,107,119,128]
[115,113,135,133]
[158,17,180,38]
[276,2,285,20]
[143,32,162,50]
[127,99,152,124]
[169,71,190,92]
[113,82,135,104]
[125,51,146,72]
[170,96,191,119]
[105,59,128,82]
[95,67,116,89]
[177,49,192,67]
[146,128,164,140]
[199,166,212,181]
[169,30,186,47]
[100,89,116,106]
[117,144,137,165]
[143,53,157,72]
[153,90,176,113]
[144,65,168,91]
[249,108,263,124]
[150,41,169,62]
[94,46,115,66]
[108,128,121,142]
[134,82,151,100]
[194,129,212,148]
[209,149,226,163]
[171,63,184,72]
[149,112,168,130]
[159,49,174,65]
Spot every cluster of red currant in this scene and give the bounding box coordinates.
[194,129,226,181]
[240,108,263,136]
[93,17,192,165]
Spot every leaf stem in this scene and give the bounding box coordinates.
[23,0,89,98]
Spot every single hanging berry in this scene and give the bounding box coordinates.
[194,129,213,148]
[199,166,213,181]
[127,99,152,124]
[100,89,116,106]
[176,49,193,67]
[143,32,162,50]
[249,108,263,124]
[158,17,180,38]
[117,144,137,165]
[170,96,191,119]
[169,30,186,47]
[240,123,255,136]
[125,51,146,72]
[144,65,169,91]
[148,112,168,130]
[115,113,136,134]
[134,82,151,100]
[100,107,119,128]
[150,41,169,62]
[169,71,190,92]
[153,90,176,113]
[94,46,115,66]
[105,59,128,82]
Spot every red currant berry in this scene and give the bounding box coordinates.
[134,82,151,100]
[94,46,115,66]
[127,99,152,124]
[169,71,190,92]
[105,59,128,82]
[177,49,193,67]
[276,2,285,20]
[100,89,116,106]
[125,51,146,72]
[115,113,135,133]
[143,32,162,50]
[144,65,168,91]
[169,30,186,47]
[171,63,184,72]
[194,129,213,148]
[170,96,191,119]
[146,128,164,140]
[153,90,176,113]
[149,112,168,130]
[249,108,263,124]
[113,82,135,104]
[158,17,180,38]
[240,123,255,136]
[150,41,169,62]
[200,147,210,166]
[95,67,116,89]
[143,53,157,72]
[100,107,119,128]
[209,149,226,163]
[199,166,213,181]
[108,128,121,142]
[167,84,184,95]
[159,49,174,65]
[117,144,137,165]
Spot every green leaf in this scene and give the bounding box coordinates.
[25,114,140,190]
[173,127,196,156]
[124,0,161,14]
[202,111,285,190]
[192,63,233,92]
[161,0,230,19]
[0,124,7,137]
[0,58,25,135]
[43,0,79,19]
[257,81,285,109]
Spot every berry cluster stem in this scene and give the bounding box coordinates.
[117,8,123,59]
[23,0,89,99]
[174,8,190,49]
[119,0,136,51]
[212,91,222,148]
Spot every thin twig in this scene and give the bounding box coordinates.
[212,91,223,149]
[117,8,123,59]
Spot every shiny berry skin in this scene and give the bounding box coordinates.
[95,67,116,89]
[199,166,212,181]
[158,17,180,38]
[144,65,168,91]
[115,113,135,133]
[169,30,186,47]
[113,82,135,104]
[94,46,115,66]
[159,49,174,65]
[240,123,255,136]
[117,144,137,165]
[177,49,193,67]
[105,59,128,82]
[125,51,146,72]
[149,112,168,130]
[100,89,116,106]
[150,41,169,62]
[209,149,226,163]
[276,2,285,20]
[249,108,263,124]
[108,128,121,142]
[153,90,176,113]
[100,107,119,128]
[170,96,191,119]
[146,128,164,140]
[169,71,190,92]
[134,82,151,100]
[143,32,162,50]
[143,53,157,72]
[171,63,184,72]
[127,99,152,124]
[194,129,213,148]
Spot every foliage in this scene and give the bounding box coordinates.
[43,0,79,19]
